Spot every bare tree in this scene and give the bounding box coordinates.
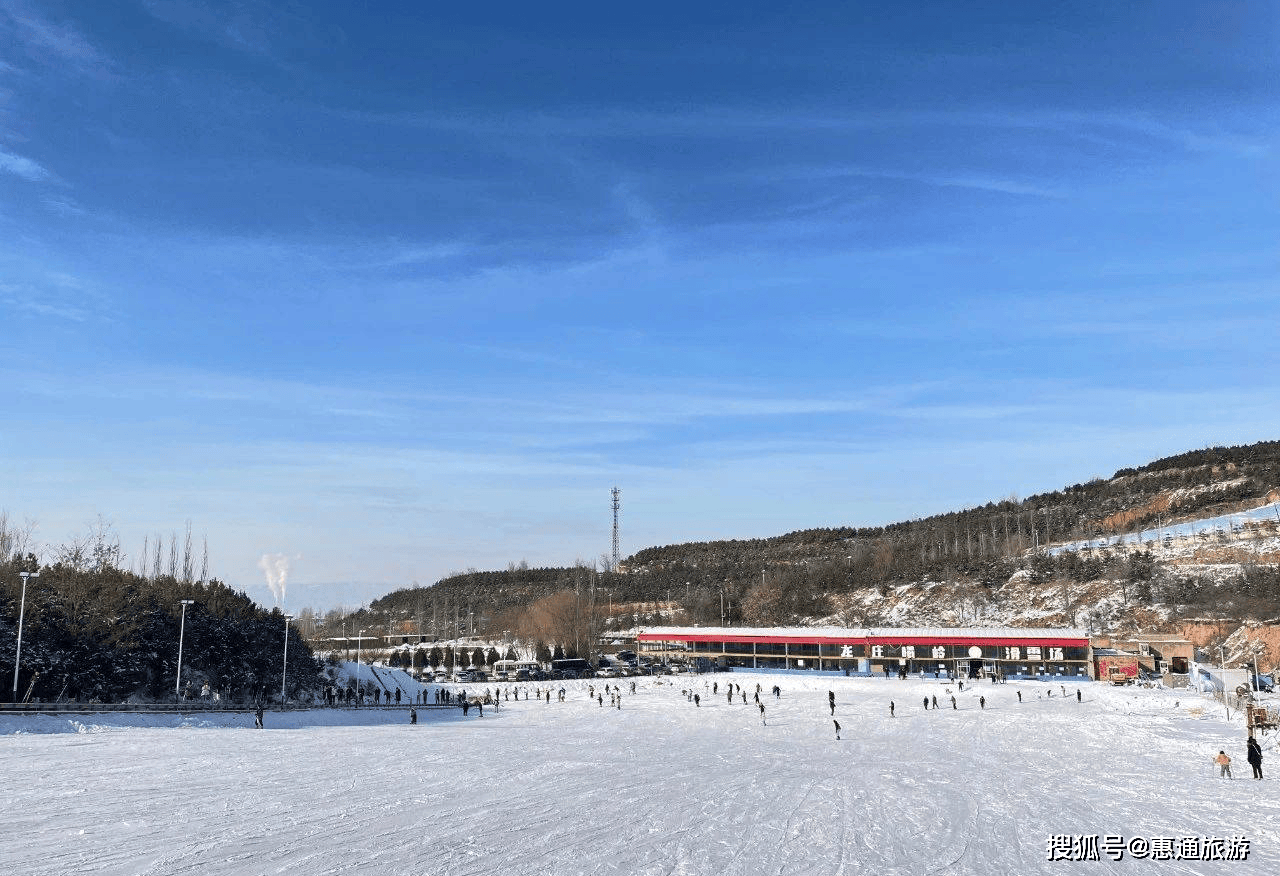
[181,521,194,584]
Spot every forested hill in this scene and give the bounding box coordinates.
[629,440,1280,572]
[335,440,1280,641]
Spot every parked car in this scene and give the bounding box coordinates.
[596,666,619,678]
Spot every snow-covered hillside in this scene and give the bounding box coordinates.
[3,672,1276,874]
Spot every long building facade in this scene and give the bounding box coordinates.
[637,626,1092,679]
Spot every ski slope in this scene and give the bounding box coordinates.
[3,673,1278,875]
[1050,500,1280,555]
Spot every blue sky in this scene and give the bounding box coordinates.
[2,1,1277,612]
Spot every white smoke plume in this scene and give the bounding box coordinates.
[258,553,293,606]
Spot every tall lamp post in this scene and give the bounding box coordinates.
[176,599,195,699]
[356,628,364,698]
[11,570,39,702]
[281,615,294,705]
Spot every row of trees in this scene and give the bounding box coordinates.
[0,517,322,703]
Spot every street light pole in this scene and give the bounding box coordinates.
[281,615,294,705]
[176,599,195,699]
[12,570,38,702]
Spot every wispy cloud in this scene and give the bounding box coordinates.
[0,285,91,321]
[0,148,50,181]
[0,0,109,73]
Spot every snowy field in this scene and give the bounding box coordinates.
[4,673,1279,875]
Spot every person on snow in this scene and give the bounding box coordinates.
[834,719,841,740]
[950,695,957,710]
[828,691,836,716]
[1076,689,1082,703]
[758,702,765,725]
[1215,750,1233,778]
[694,694,701,707]
[1017,691,1023,703]
[979,696,985,710]
[409,708,417,724]
[923,696,929,711]
[890,701,895,717]
[931,695,938,709]
[254,705,264,729]
[1248,737,1263,779]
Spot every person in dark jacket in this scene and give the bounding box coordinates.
[254,705,264,729]
[1248,736,1263,779]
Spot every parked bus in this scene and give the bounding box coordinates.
[551,658,594,679]
[492,659,541,680]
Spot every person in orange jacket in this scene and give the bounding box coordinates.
[1215,750,1233,778]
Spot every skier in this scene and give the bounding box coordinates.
[254,705,264,729]
[980,696,985,710]
[599,695,604,707]
[951,695,957,710]
[1076,689,1082,703]
[828,691,836,716]
[758,702,765,725]
[923,696,929,711]
[1215,750,1233,779]
[834,719,841,740]
[694,694,700,707]
[931,695,938,709]
[742,691,747,704]
[1248,736,1263,779]
[409,708,417,724]
[958,680,964,692]
[890,701,895,717]
[1017,690,1022,703]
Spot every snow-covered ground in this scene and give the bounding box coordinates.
[4,672,1278,875]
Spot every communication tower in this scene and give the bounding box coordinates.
[611,486,621,572]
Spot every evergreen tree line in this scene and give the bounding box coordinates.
[0,518,321,703]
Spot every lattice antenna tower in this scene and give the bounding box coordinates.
[611,486,621,572]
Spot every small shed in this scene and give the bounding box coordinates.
[1094,649,1139,682]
